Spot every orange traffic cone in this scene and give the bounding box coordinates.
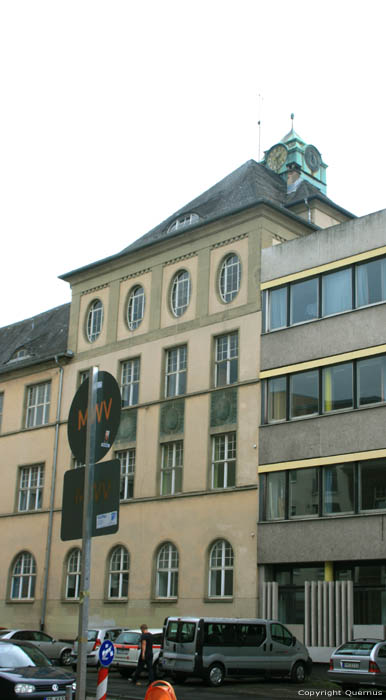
[144,680,178,700]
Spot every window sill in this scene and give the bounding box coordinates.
[203,597,233,603]
[104,598,129,604]
[7,598,35,604]
[151,597,178,604]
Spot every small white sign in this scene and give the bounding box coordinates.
[96,511,118,529]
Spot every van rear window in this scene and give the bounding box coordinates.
[166,621,196,643]
[337,642,377,656]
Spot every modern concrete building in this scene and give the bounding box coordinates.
[0,126,353,639]
[259,207,386,660]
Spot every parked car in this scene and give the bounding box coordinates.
[112,628,163,678]
[328,638,386,690]
[0,639,76,699]
[162,616,312,686]
[70,626,123,668]
[0,630,72,666]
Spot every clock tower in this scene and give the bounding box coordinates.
[262,118,327,195]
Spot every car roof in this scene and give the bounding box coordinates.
[118,628,163,634]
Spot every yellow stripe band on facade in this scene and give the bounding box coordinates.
[259,448,386,473]
[259,344,386,379]
[260,245,386,291]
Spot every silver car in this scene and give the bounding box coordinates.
[70,627,123,667]
[328,638,386,690]
[0,629,73,666]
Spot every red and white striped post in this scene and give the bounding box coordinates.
[95,665,109,700]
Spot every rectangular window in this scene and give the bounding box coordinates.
[211,432,236,488]
[266,471,286,520]
[25,382,51,428]
[269,286,287,330]
[121,358,140,407]
[290,370,319,418]
[18,465,44,511]
[357,356,386,406]
[356,257,386,307]
[160,441,183,495]
[165,346,187,397]
[289,467,319,518]
[323,363,353,412]
[322,268,352,316]
[359,459,386,511]
[116,449,135,499]
[215,332,238,387]
[267,376,287,422]
[0,392,3,432]
[323,463,355,515]
[290,277,318,325]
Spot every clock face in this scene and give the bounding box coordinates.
[305,145,321,172]
[266,145,287,172]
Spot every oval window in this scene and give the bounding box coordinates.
[219,254,241,303]
[86,299,104,342]
[170,270,190,317]
[127,285,145,330]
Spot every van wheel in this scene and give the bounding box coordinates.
[291,661,306,683]
[153,660,165,679]
[207,663,225,687]
[119,669,132,678]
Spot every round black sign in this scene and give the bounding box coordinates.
[67,371,121,463]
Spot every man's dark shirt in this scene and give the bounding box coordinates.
[141,631,153,658]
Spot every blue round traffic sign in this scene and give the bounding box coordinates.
[99,639,115,667]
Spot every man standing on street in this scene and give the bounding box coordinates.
[131,624,154,686]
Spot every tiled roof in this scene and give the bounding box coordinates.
[0,304,70,375]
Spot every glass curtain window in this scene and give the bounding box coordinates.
[66,549,81,599]
[127,286,145,330]
[356,258,386,307]
[360,459,386,511]
[290,278,318,324]
[11,552,36,599]
[290,371,318,418]
[160,441,183,495]
[117,449,135,499]
[156,543,179,598]
[266,471,286,520]
[165,346,187,397]
[209,540,234,597]
[87,299,103,342]
[215,332,238,386]
[219,254,241,303]
[323,464,355,515]
[322,268,352,316]
[269,286,287,330]
[171,270,190,317]
[323,363,353,412]
[267,377,287,422]
[26,382,51,427]
[120,358,140,407]
[212,433,236,488]
[18,465,44,511]
[357,356,386,406]
[108,546,129,598]
[289,468,319,518]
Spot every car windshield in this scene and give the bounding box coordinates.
[0,643,52,668]
[337,641,377,656]
[116,632,139,645]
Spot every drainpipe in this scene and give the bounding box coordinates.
[40,352,72,631]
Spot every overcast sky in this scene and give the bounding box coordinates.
[1,0,385,327]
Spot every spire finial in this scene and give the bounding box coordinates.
[291,112,294,130]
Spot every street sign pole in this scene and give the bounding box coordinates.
[76,366,98,700]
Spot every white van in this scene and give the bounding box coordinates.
[162,616,312,686]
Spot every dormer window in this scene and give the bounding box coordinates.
[167,213,199,233]
[8,347,30,363]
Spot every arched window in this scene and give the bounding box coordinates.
[167,213,199,233]
[108,546,129,599]
[156,543,179,598]
[86,299,104,342]
[208,540,234,598]
[219,254,241,303]
[66,548,81,599]
[170,270,190,317]
[127,286,145,330]
[11,551,36,600]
